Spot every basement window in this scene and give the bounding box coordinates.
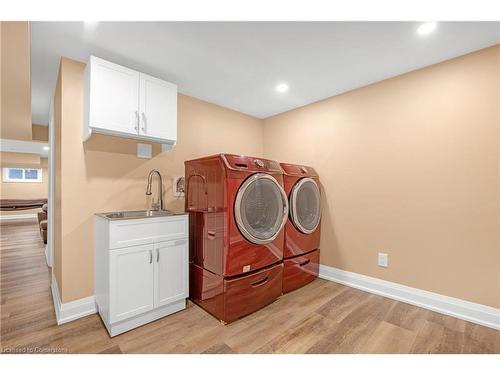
[2,168,43,183]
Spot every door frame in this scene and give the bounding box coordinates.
[46,98,55,267]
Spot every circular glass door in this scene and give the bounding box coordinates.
[235,173,289,245]
[290,178,321,234]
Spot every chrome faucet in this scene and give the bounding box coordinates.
[146,169,164,211]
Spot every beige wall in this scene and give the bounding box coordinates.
[0,152,48,216]
[0,22,32,141]
[32,124,49,142]
[54,58,264,302]
[263,46,500,308]
[0,156,48,198]
[55,47,500,309]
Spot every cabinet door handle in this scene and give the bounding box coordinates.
[134,111,139,133]
[149,250,153,264]
[156,249,160,262]
[141,112,146,133]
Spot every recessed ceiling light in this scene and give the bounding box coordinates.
[83,21,99,31]
[42,146,50,151]
[417,22,437,36]
[276,83,289,93]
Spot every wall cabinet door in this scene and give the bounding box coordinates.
[154,239,188,308]
[109,244,154,323]
[139,73,177,141]
[89,56,140,136]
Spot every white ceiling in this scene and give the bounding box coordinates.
[31,21,499,125]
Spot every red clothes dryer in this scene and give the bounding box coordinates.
[185,154,288,322]
[281,163,321,293]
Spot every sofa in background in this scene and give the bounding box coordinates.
[37,203,48,244]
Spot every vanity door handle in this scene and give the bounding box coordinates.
[134,111,139,133]
[141,112,146,133]
[149,250,153,264]
[156,249,160,262]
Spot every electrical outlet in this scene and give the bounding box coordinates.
[378,252,388,268]
[173,176,185,197]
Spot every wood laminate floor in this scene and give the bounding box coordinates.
[1,219,498,354]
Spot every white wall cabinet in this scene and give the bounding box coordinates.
[84,56,177,148]
[95,214,188,337]
[139,73,177,141]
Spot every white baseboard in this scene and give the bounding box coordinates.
[0,213,37,221]
[319,265,500,331]
[44,245,50,267]
[51,273,97,325]
[44,244,52,268]
[102,299,186,337]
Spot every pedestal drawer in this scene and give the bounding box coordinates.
[283,249,319,293]
[224,262,283,322]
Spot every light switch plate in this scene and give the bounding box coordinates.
[137,143,152,159]
[378,252,388,267]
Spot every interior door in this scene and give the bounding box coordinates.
[290,178,321,234]
[139,73,177,141]
[91,57,140,135]
[109,244,154,323]
[234,173,288,244]
[154,239,188,308]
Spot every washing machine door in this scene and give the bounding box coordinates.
[290,178,321,234]
[235,173,289,245]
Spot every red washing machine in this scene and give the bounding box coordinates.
[185,154,288,323]
[280,163,321,293]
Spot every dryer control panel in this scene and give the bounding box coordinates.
[222,154,282,173]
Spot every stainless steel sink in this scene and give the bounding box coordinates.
[96,209,184,220]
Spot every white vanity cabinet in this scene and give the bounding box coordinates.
[109,244,155,323]
[84,56,177,148]
[95,213,188,337]
[154,239,189,308]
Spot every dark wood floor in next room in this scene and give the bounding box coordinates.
[1,219,498,354]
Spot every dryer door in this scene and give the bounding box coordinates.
[290,178,321,234]
[235,173,288,245]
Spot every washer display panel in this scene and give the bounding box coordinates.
[235,174,288,245]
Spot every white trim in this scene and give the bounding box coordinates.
[0,138,49,157]
[44,244,51,267]
[51,273,97,325]
[319,264,500,331]
[101,299,186,337]
[0,213,37,221]
[47,96,55,268]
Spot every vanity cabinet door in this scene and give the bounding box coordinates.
[154,239,188,308]
[109,244,154,323]
[88,56,140,136]
[139,72,177,142]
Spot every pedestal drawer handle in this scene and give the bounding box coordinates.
[251,276,269,287]
[299,259,311,267]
